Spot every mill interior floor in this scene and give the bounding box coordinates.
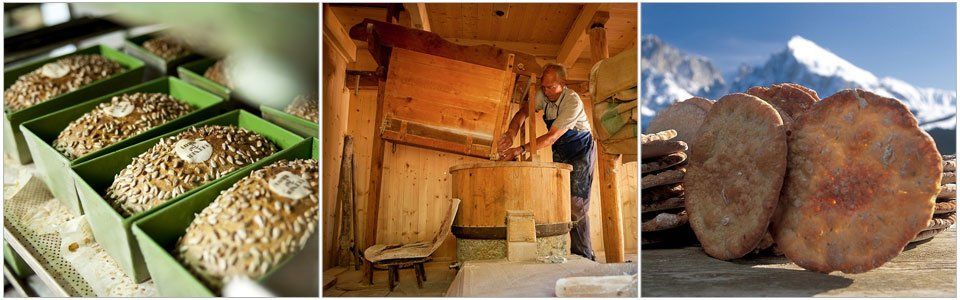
[322,252,638,297]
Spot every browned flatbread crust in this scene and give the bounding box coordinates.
[773,89,942,274]
[641,168,685,189]
[909,227,949,243]
[642,197,685,213]
[685,93,787,260]
[647,97,714,154]
[943,172,956,185]
[934,199,956,214]
[642,129,678,145]
[642,183,684,204]
[780,83,821,101]
[746,83,819,131]
[926,212,957,230]
[939,184,956,199]
[641,151,687,174]
[641,211,689,232]
[943,154,956,172]
[642,140,688,159]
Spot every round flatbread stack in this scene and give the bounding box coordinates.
[684,93,787,260]
[773,89,942,274]
[911,154,957,243]
[641,129,697,247]
[646,97,714,155]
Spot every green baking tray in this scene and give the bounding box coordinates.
[260,105,319,138]
[20,76,226,216]
[3,45,146,164]
[177,58,231,100]
[70,110,304,283]
[4,241,33,277]
[132,138,318,296]
[124,32,203,80]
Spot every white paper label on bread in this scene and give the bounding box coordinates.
[268,171,311,200]
[41,62,70,79]
[174,139,213,163]
[107,101,134,118]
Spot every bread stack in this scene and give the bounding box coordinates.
[142,37,191,61]
[106,125,278,217]
[4,54,123,112]
[911,154,957,243]
[176,159,319,290]
[641,129,696,247]
[284,94,318,122]
[54,93,194,160]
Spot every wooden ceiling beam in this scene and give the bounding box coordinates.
[323,4,358,63]
[403,3,431,31]
[444,38,559,57]
[556,4,608,68]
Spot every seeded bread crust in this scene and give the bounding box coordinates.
[284,94,318,122]
[54,93,193,160]
[142,37,191,61]
[107,125,278,217]
[204,59,234,89]
[4,54,123,112]
[176,159,319,290]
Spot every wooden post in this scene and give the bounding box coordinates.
[525,74,539,161]
[332,135,356,267]
[589,24,625,263]
[490,54,516,160]
[361,66,389,280]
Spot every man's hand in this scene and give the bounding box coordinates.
[497,132,514,152]
[499,146,523,161]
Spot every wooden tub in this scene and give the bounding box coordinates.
[449,161,573,260]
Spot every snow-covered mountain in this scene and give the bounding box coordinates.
[642,35,958,132]
[641,35,724,120]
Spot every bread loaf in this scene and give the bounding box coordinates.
[106,125,278,217]
[284,94,318,122]
[176,159,318,290]
[142,37,191,61]
[4,54,123,112]
[203,59,234,89]
[54,93,194,160]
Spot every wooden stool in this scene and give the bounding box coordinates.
[368,257,430,291]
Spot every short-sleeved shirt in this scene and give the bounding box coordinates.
[535,86,591,132]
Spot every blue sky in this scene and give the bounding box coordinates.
[641,3,957,91]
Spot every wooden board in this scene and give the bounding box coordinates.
[641,228,956,297]
[322,41,352,270]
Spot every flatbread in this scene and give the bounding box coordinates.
[641,211,689,232]
[943,154,956,172]
[641,151,686,174]
[938,184,956,199]
[647,97,714,154]
[685,93,787,260]
[934,199,956,214]
[642,129,677,145]
[641,168,685,189]
[926,212,957,230]
[942,172,956,185]
[642,183,684,204]
[642,197,685,213]
[909,227,949,243]
[773,89,942,274]
[780,83,821,101]
[746,83,819,132]
[641,140,688,159]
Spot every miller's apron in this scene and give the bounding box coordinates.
[543,97,596,261]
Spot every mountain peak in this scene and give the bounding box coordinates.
[782,35,878,85]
